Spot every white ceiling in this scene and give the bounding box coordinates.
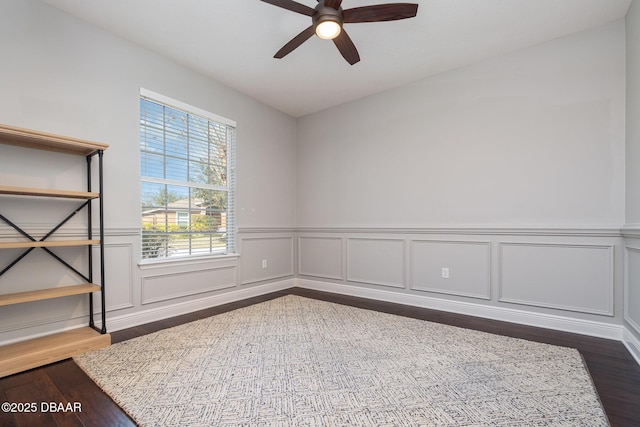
[40,0,631,118]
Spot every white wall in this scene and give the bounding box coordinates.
[0,0,296,230]
[297,22,625,228]
[624,0,640,362]
[0,0,297,344]
[295,21,627,340]
[627,1,640,227]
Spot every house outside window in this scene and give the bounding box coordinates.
[140,89,236,260]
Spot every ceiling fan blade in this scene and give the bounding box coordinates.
[333,30,360,65]
[260,0,314,16]
[324,0,343,9]
[343,3,418,23]
[274,25,316,59]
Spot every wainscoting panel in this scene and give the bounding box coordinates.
[625,245,640,336]
[499,242,614,315]
[347,238,405,288]
[93,243,134,312]
[240,236,294,285]
[298,236,343,280]
[410,240,491,299]
[141,265,237,305]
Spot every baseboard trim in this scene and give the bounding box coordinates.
[295,279,623,341]
[85,276,637,364]
[623,326,640,366]
[106,279,295,332]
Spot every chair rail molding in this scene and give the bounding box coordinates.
[622,224,640,238]
[295,225,623,237]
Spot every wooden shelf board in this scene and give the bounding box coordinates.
[0,240,99,249]
[0,284,101,307]
[0,123,108,156]
[0,327,110,377]
[0,185,99,200]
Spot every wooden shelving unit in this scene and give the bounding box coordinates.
[0,124,110,377]
[0,124,107,155]
[0,185,99,199]
[0,240,100,249]
[0,327,110,378]
[0,284,102,307]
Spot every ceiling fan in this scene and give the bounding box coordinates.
[260,0,419,65]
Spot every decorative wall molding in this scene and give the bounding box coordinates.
[239,236,294,285]
[298,236,344,280]
[296,226,623,237]
[623,326,640,366]
[94,242,135,312]
[3,224,636,365]
[346,237,405,289]
[237,227,297,234]
[141,265,237,305]
[498,242,614,316]
[2,224,623,238]
[296,278,623,341]
[241,272,293,286]
[622,225,640,238]
[107,279,295,332]
[239,236,295,243]
[409,239,491,300]
[624,245,640,336]
[625,313,640,347]
[138,253,239,270]
[100,227,142,237]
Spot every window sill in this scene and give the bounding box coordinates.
[138,253,239,270]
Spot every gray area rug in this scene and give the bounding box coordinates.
[75,295,609,426]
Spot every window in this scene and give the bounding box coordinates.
[140,89,236,260]
[176,212,190,227]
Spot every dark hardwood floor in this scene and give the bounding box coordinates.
[1,287,639,426]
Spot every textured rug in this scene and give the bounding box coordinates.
[75,295,609,426]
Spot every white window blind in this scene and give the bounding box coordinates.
[140,91,236,260]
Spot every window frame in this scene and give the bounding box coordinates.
[176,211,190,227]
[139,88,236,262]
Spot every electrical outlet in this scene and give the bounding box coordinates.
[441,267,450,279]
[262,259,268,269]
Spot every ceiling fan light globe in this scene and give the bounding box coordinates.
[315,20,341,40]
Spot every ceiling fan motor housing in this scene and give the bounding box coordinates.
[313,2,344,30]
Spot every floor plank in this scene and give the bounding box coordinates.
[45,360,136,427]
[0,382,19,427]
[1,287,638,426]
[1,368,82,427]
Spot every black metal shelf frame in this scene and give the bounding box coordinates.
[0,149,106,334]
